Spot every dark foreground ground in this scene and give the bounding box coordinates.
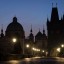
[0,56,64,64]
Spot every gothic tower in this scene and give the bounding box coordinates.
[47,6,61,56]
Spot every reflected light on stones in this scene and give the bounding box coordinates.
[7,60,19,64]
[24,58,31,62]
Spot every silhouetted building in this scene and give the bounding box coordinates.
[47,6,64,56]
[0,16,47,55]
[0,17,25,54]
[35,29,47,51]
[1,6,63,57]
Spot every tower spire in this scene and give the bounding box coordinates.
[29,25,34,42]
[30,25,32,33]
[43,25,45,34]
[1,24,3,33]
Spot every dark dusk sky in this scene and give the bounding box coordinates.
[0,0,64,37]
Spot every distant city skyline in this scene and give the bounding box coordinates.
[0,0,64,37]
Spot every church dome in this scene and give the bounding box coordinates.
[35,31,43,37]
[5,17,25,38]
[35,30,43,41]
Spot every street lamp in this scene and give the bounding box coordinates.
[32,47,35,50]
[42,50,44,53]
[12,38,17,43]
[36,49,40,52]
[61,44,64,48]
[26,44,30,48]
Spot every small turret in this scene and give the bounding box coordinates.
[43,28,45,35]
[42,26,46,36]
[1,25,4,37]
[13,16,17,23]
[29,25,34,42]
[30,25,32,33]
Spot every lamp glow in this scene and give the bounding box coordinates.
[12,38,17,43]
[57,48,60,52]
[42,50,44,52]
[61,44,64,48]
[26,44,30,48]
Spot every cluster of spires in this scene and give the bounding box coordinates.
[29,25,46,36]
